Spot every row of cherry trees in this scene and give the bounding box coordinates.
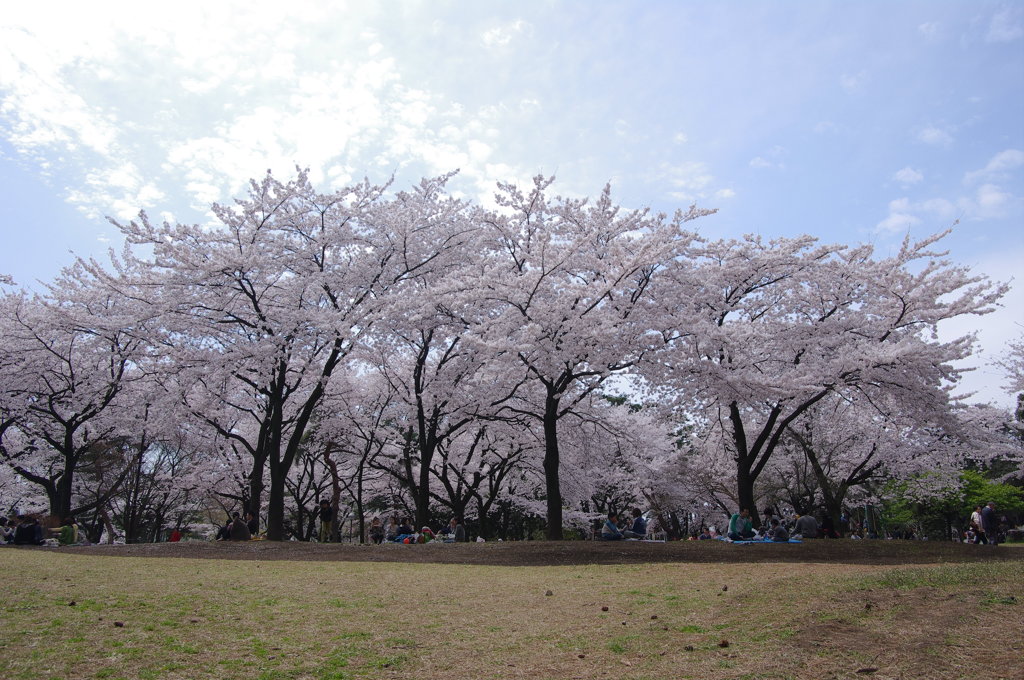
[0,172,1018,541]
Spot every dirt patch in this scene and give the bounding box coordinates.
[48,538,1024,566]
[789,583,1024,679]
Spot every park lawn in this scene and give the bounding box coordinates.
[0,549,1021,680]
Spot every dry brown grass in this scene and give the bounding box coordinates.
[0,547,1021,680]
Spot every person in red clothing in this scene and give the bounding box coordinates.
[169,528,182,542]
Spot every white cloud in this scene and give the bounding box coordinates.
[519,98,541,114]
[918,22,940,39]
[1,5,552,222]
[840,70,869,94]
[714,188,736,200]
[986,8,1023,43]
[749,147,786,170]
[876,181,1020,238]
[968,183,1013,219]
[964,148,1024,184]
[672,132,688,144]
[916,126,954,146]
[893,167,924,185]
[481,19,532,48]
[875,196,958,235]
[655,161,715,202]
[875,210,921,235]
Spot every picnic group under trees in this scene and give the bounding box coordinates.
[1,170,1021,545]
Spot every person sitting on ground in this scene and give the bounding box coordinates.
[13,515,45,545]
[0,517,13,544]
[440,517,458,543]
[369,517,384,544]
[215,519,232,541]
[168,528,182,542]
[770,518,790,542]
[417,526,435,543]
[229,512,251,541]
[57,517,84,546]
[452,517,467,543]
[601,512,625,541]
[623,508,647,539]
[697,527,712,540]
[394,518,415,543]
[727,508,755,541]
[245,511,259,537]
[384,516,399,543]
[793,512,819,539]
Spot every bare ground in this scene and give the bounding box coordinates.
[51,537,1024,566]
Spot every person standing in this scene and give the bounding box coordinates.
[981,501,998,546]
[970,505,987,545]
[318,499,333,543]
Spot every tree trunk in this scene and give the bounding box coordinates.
[735,461,760,529]
[246,451,267,524]
[543,393,563,540]
[266,461,287,541]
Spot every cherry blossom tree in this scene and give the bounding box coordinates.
[650,231,1007,527]
[113,171,476,539]
[0,263,149,524]
[471,176,711,538]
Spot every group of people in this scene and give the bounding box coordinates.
[0,515,44,545]
[1,515,89,546]
[376,516,468,544]
[599,509,648,540]
[967,501,1003,545]
[725,508,827,542]
[215,511,259,541]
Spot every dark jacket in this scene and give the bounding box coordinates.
[230,518,251,541]
[981,506,997,534]
[14,522,43,545]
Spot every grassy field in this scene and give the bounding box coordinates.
[1,547,1021,680]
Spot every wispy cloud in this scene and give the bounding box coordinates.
[481,19,532,48]
[918,22,940,39]
[893,167,924,185]
[986,7,1023,43]
[964,149,1024,184]
[916,125,954,146]
[840,70,869,94]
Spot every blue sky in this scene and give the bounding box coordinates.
[1,1,1022,405]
